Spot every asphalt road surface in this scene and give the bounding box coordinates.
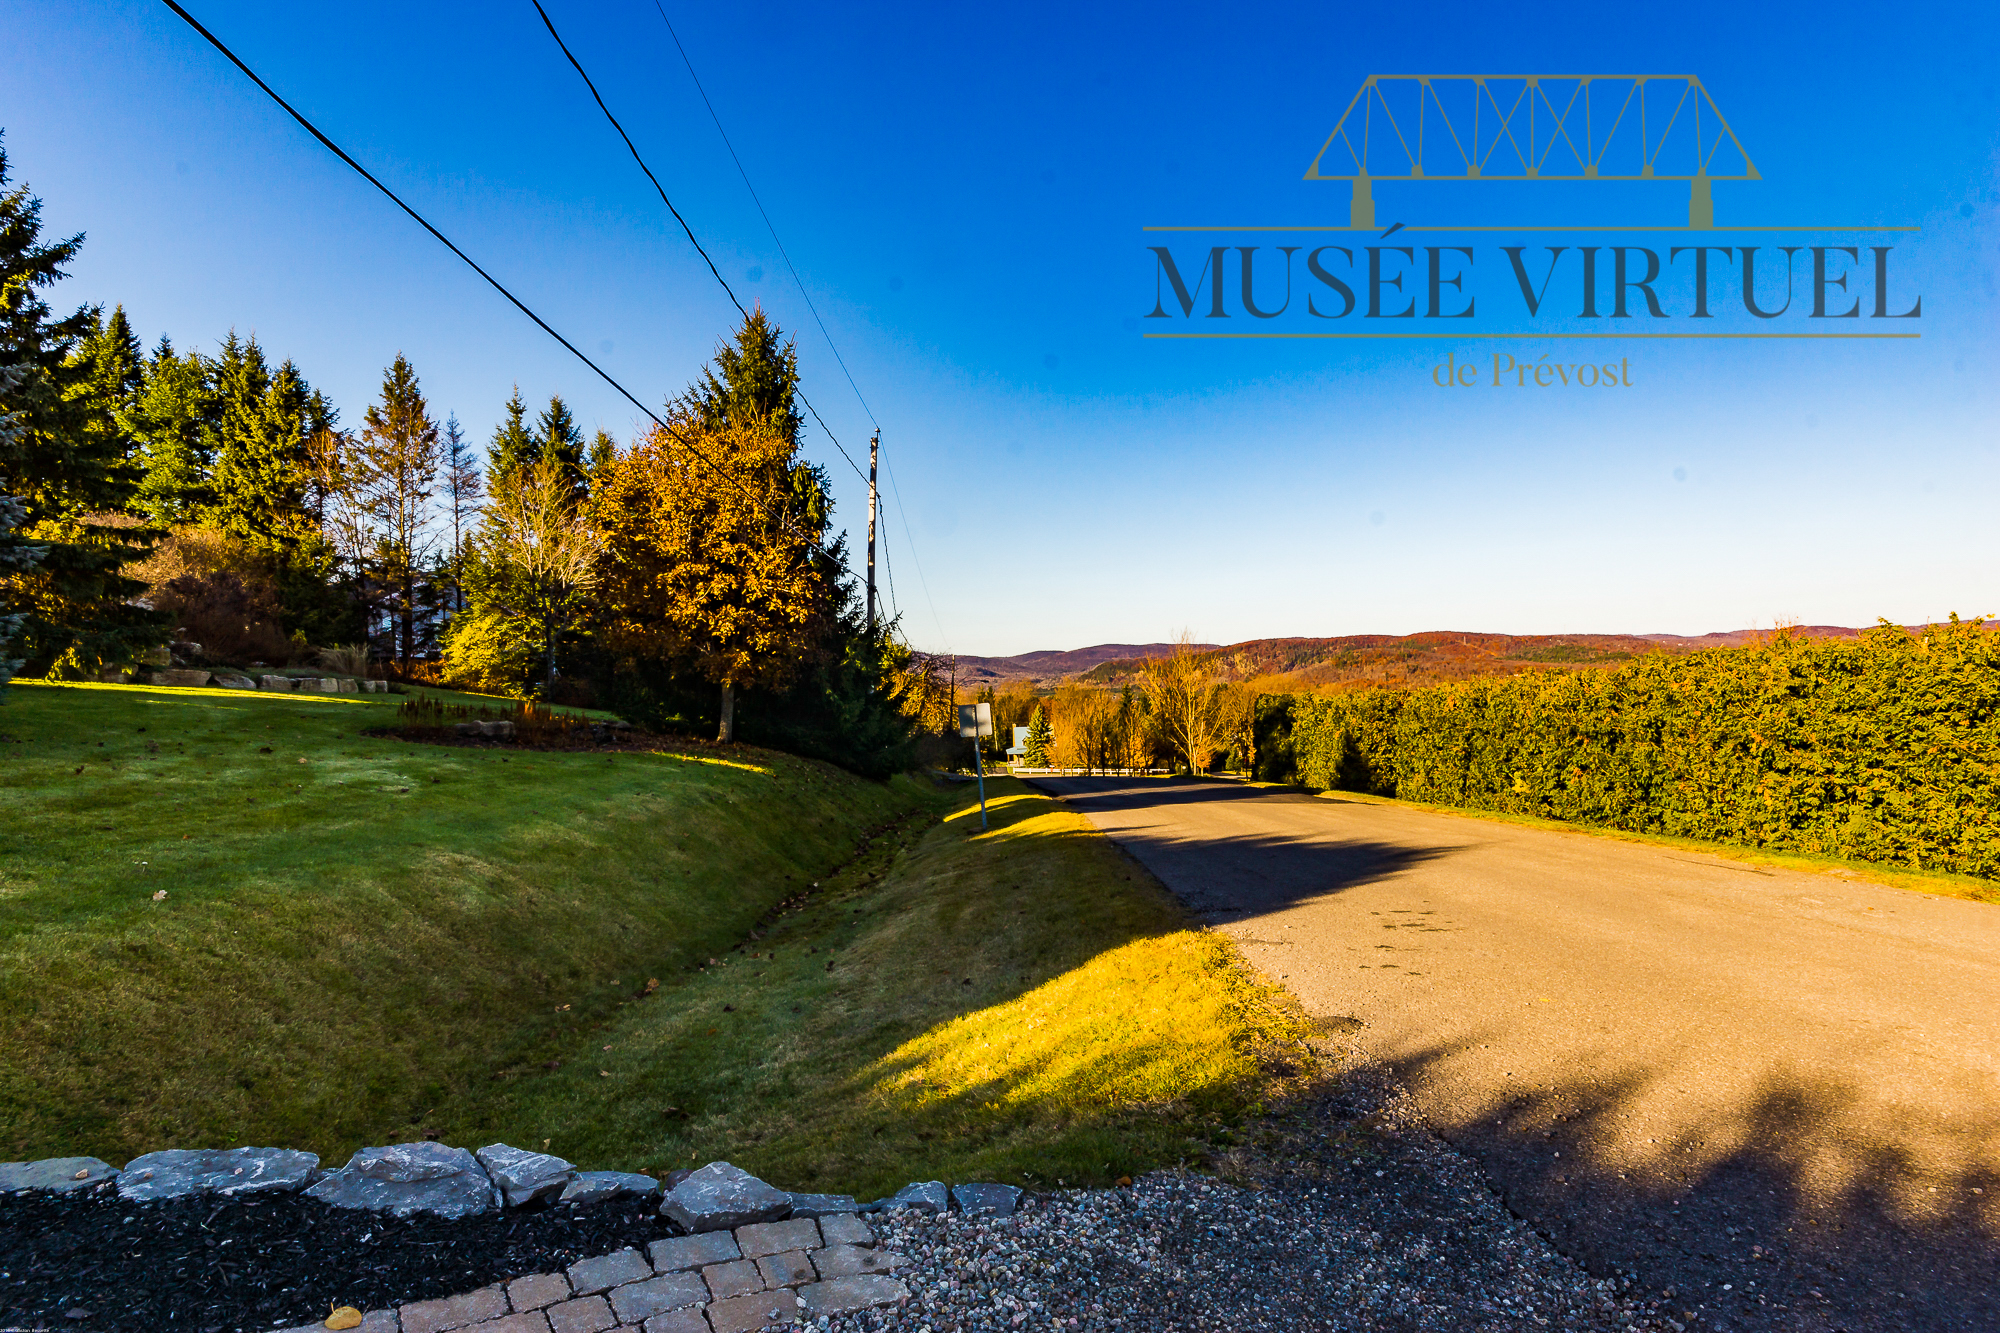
[1027,775,2000,1333]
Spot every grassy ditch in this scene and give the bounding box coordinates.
[450,776,1316,1198]
[0,681,922,1163]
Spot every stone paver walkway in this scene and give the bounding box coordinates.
[284,1214,908,1333]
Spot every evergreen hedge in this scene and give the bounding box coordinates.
[1256,619,2000,878]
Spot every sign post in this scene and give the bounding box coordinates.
[957,702,993,829]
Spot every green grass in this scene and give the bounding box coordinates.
[1,687,1309,1194]
[0,681,921,1162]
[448,776,1311,1197]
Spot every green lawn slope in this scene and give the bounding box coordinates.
[0,681,921,1163]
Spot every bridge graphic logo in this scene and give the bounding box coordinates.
[1305,75,1757,230]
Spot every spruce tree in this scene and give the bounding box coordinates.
[533,394,585,493]
[442,413,481,612]
[683,307,802,448]
[124,335,217,525]
[1023,705,1052,767]
[487,386,535,481]
[587,428,616,490]
[0,136,164,673]
[356,354,440,670]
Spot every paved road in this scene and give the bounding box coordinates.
[1028,775,2000,1333]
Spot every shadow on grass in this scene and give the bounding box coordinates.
[452,777,1324,1199]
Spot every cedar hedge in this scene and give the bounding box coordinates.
[1255,619,1999,878]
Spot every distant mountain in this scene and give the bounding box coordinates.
[946,625,1938,691]
[952,643,1219,685]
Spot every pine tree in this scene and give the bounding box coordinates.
[0,137,164,673]
[587,428,616,491]
[682,306,802,449]
[486,385,535,482]
[1023,705,1052,767]
[442,413,480,612]
[533,394,585,494]
[123,335,217,525]
[356,354,441,671]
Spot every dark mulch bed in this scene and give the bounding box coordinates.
[0,1188,677,1333]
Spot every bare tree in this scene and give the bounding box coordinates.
[468,454,600,695]
[1139,630,1220,775]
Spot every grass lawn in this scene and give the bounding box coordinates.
[0,681,920,1163]
[451,776,1312,1198]
[2,686,1310,1195]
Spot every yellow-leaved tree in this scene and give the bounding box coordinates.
[593,416,833,741]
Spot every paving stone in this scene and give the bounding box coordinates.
[560,1170,660,1207]
[734,1217,819,1258]
[606,1273,706,1323]
[544,1296,615,1333]
[782,1191,859,1218]
[358,1310,400,1333]
[475,1143,576,1208]
[950,1182,1023,1216]
[462,1315,547,1333]
[117,1146,319,1202]
[702,1289,800,1333]
[863,1181,947,1214]
[816,1214,875,1248]
[567,1248,653,1296]
[810,1245,907,1280]
[400,1285,507,1333]
[702,1258,764,1301]
[305,1143,496,1219]
[0,1157,118,1194]
[795,1276,910,1317]
[639,1311,708,1333]
[659,1162,790,1232]
[505,1272,570,1312]
[755,1251,814,1289]
[649,1231,740,1272]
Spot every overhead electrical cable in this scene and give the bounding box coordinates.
[530,0,866,486]
[883,454,948,649]
[644,3,947,650]
[650,0,879,431]
[159,0,835,562]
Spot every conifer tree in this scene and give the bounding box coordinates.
[587,428,616,490]
[487,386,535,482]
[356,354,440,670]
[123,335,217,525]
[1023,705,1053,767]
[442,413,480,612]
[533,394,585,494]
[0,137,164,673]
[682,307,802,449]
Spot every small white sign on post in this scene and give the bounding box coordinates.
[957,703,993,828]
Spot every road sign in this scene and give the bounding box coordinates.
[958,702,993,738]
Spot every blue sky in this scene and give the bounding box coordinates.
[7,0,1997,655]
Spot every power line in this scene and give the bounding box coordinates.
[650,0,878,431]
[530,0,866,487]
[161,0,840,569]
[883,453,948,650]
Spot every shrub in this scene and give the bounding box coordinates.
[1265,620,2000,878]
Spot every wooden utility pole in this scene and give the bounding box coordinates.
[865,429,880,635]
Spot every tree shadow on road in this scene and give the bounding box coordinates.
[1356,1039,2000,1333]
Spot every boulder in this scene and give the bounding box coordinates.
[950,1183,1022,1216]
[784,1191,861,1218]
[169,640,203,661]
[140,646,172,667]
[359,680,388,694]
[303,1142,495,1219]
[862,1181,949,1215]
[211,674,257,690]
[94,668,133,684]
[309,678,341,694]
[117,1147,319,1202]
[474,1143,575,1207]
[658,1161,791,1232]
[258,676,295,693]
[336,678,358,694]
[153,669,212,688]
[0,1157,118,1194]
[560,1170,661,1207]
[477,719,515,739]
